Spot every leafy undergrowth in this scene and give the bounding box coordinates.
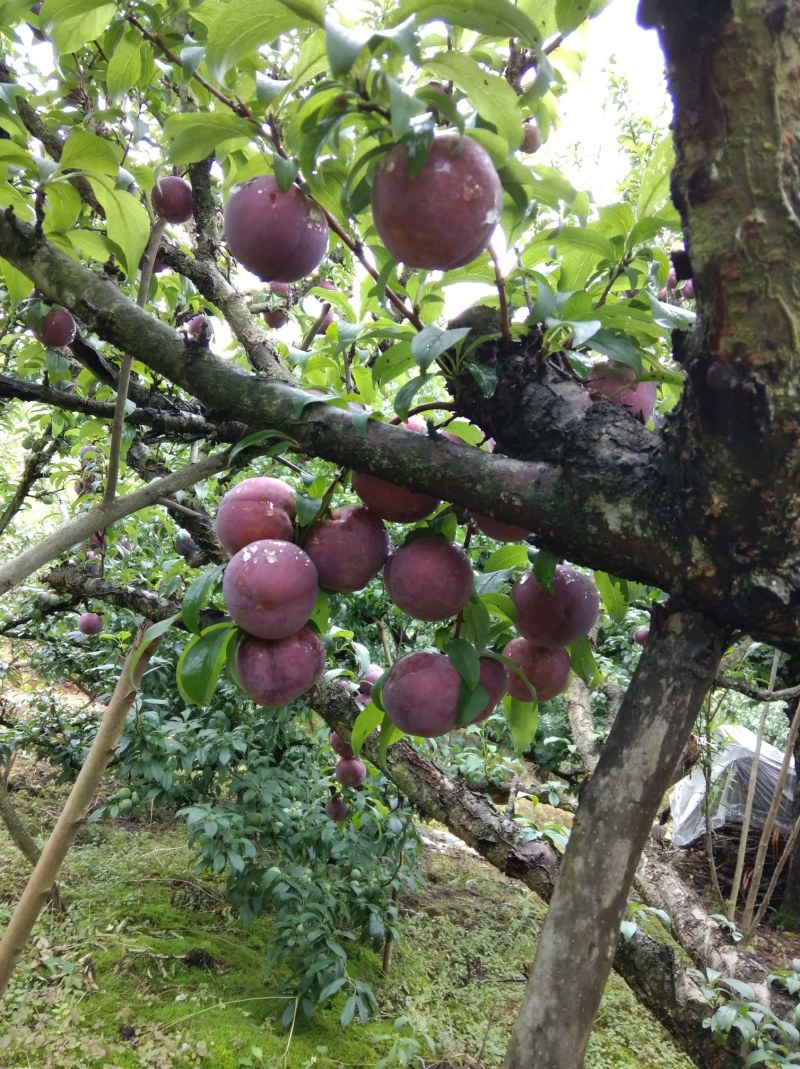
[0,774,694,1069]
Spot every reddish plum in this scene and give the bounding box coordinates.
[503,638,571,702]
[78,612,103,635]
[152,176,193,224]
[223,539,318,640]
[335,759,367,787]
[587,361,656,422]
[304,506,389,593]
[511,566,599,648]
[384,536,473,621]
[235,626,325,708]
[330,730,354,759]
[215,476,296,554]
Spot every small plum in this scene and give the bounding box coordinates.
[222,539,318,640]
[472,512,531,542]
[215,476,296,554]
[511,566,599,648]
[235,626,325,708]
[151,176,193,224]
[587,361,657,422]
[264,281,291,328]
[224,175,329,283]
[330,730,354,759]
[36,308,76,347]
[371,132,502,271]
[78,612,103,635]
[335,758,367,787]
[520,121,542,154]
[186,315,212,344]
[304,506,389,593]
[680,278,696,300]
[325,796,349,822]
[358,664,383,696]
[382,651,507,737]
[633,627,650,646]
[384,536,473,622]
[503,638,571,702]
[175,533,198,558]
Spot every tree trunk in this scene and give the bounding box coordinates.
[503,609,726,1069]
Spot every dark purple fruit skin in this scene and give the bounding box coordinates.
[325,796,349,821]
[304,506,389,593]
[633,627,650,646]
[215,477,296,555]
[502,638,571,702]
[222,539,318,640]
[335,758,367,787]
[235,626,325,708]
[520,122,542,154]
[383,537,473,622]
[151,176,193,224]
[472,512,530,542]
[78,612,103,635]
[330,730,354,759]
[223,175,329,283]
[371,132,502,271]
[351,471,439,523]
[175,535,198,558]
[511,566,600,648]
[36,308,76,347]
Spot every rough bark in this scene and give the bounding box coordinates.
[504,609,726,1069]
[0,429,59,537]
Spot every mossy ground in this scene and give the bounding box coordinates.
[0,772,694,1069]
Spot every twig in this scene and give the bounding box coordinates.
[489,243,512,343]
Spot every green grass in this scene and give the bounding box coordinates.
[0,778,695,1069]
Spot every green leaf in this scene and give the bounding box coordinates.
[228,427,299,462]
[388,77,426,141]
[411,324,470,372]
[40,0,116,53]
[531,548,559,594]
[445,637,480,689]
[401,118,435,179]
[0,256,32,308]
[585,330,641,368]
[205,0,322,82]
[58,132,120,177]
[455,681,489,727]
[427,52,522,150]
[163,113,253,165]
[393,373,433,419]
[128,614,180,684]
[555,0,594,32]
[567,636,600,688]
[106,29,144,100]
[395,0,541,49]
[325,16,370,76]
[636,136,675,220]
[351,701,382,756]
[177,622,237,706]
[594,571,629,622]
[181,564,225,635]
[378,715,403,769]
[483,543,529,573]
[505,694,539,755]
[461,596,491,651]
[467,361,497,397]
[87,174,149,277]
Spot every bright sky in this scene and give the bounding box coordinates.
[550,0,671,201]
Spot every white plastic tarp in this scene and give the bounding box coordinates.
[670,724,796,848]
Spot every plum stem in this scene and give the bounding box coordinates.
[489,244,512,344]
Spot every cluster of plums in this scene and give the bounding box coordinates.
[212,453,601,740]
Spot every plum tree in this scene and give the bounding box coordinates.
[511,566,599,648]
[235,626,325,708]
[586,361,657,422]
[383,536,473,621]
[371,132,503,270]
[35,307,76,347]
[215,476,296,554]
[382,651,507,737]
[151,176,193,224]
[223,176,329,283]
[303,505,389,592]
[77,612,102,635]
[334,758,367,787]
[502,638,571,702]
[222,540,318,640]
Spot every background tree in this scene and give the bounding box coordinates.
[0,0,799,1067]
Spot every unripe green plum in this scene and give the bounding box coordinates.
[304,506,389,593]
[224,175,329,283]
[511,566,599,648]
[384,536,473,621]
[335,758,367,787]
[382,651,507,737]
[502,638,571,702]
[215,476,296,554]
[223,539,318,640]
[152,176,193,224]
[371,132,502,271]
[235,626,325,707]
